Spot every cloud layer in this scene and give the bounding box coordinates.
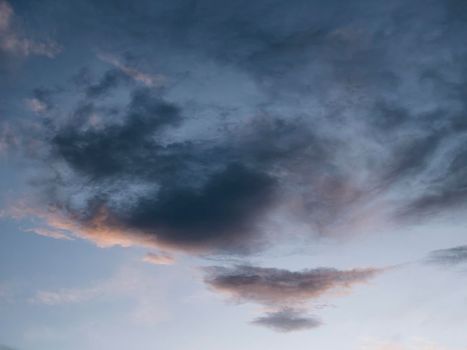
[8,0,466,259]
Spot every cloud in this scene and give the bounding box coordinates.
[25,227,74,241]
[9,0,467,259]
[2,0,464,262]
[25,98,47,113]
[24,88,57,113]
[426,245,467,266]
[33,286,101,305]
[204,264,382,331]
[0,0,60,58]
[9,204,159,249]
[98,53,165,88]
[204,265,382,305]
[84,69,125,99]
[20,87,289,254]
[142,252,175,265]
[0,121,18,155]
[30,265,171,326]
[251,308,322,332]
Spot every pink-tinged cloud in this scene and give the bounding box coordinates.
[97,53,165,87]
[205,265,383,305]
[25,227,74,241]
[8,203,160,249]
[142,252,175,265]
[24,98,47,113]
[0,0,61,58]
[204,264,384,332]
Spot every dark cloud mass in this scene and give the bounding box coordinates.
[44,87,280,253]
[5,0,467,255]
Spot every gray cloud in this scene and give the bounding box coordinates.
[204,264,382,331]
[7,0,467,256]
[426,245,467,266]
[252,308,322,332]
[84,69,125,99]
[204,265,381,305]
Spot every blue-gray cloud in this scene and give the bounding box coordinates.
[4,0,467,256]
[204,264,382,331]
[426,245,467,266]
[252,308,322,332]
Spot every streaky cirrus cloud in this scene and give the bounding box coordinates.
[25,227,74,241]
[29,266,171,326]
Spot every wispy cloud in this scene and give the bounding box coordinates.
[25,227,74,241]
[97,53,165,87]
[30,266,170,326]
[142,252,175,265]
[33,286,101,305]
[426,245,467,266]
[8,203,160,248]
[24,98,47,113]
[0,0,61,58]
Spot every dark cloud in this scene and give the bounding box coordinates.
[51,88,182,179]
[252,308,322,332]
[84,69,125,99]
[7,0,467,255]
[119,164,276,252]
[41,86,285,253]
[60,163,277,253]
[204,265,381,305]
[204,264,382,331]
[426,245,467,266]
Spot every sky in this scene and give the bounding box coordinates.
[1,0,467,349]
